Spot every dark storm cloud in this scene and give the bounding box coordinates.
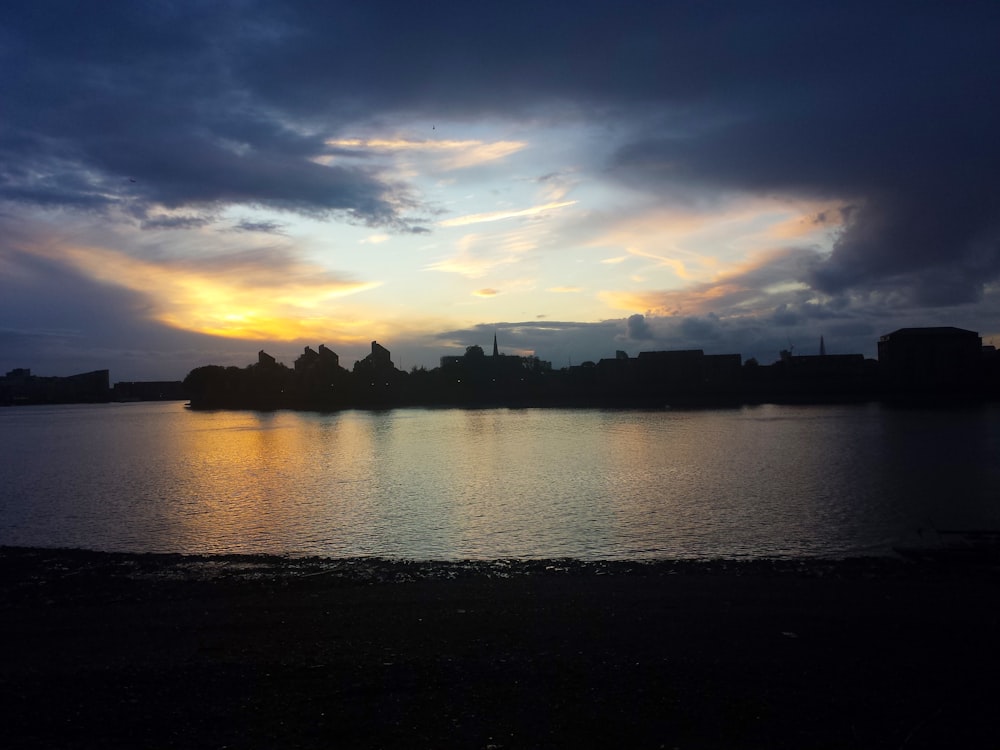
[605,4,1000,306]
[0,1,415,228]
[626,314,653,340]
[771,305,801,327]
[141,213,214,231]
[230,219,287,235]
[3,0,1000,301]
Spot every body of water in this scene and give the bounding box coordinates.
[2,402,999,560]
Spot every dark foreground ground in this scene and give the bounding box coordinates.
[2,548,998,749]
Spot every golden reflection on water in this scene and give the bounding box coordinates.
[3,402,999,558]
[171,410,381,554]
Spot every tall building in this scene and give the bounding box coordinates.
[878,326,982,391]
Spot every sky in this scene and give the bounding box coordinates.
[3,1,1000,382]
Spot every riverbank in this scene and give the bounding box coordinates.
[2,547,997,749]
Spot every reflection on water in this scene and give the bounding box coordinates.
[1,402,999,559]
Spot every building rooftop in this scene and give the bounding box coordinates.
[882,326,979,338]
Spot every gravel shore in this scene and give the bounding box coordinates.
[2,547,998,749]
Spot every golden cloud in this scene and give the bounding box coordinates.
[601,247,820,318]
[439,200,576,228]
[49,243,380,341]
[585,198,840,286]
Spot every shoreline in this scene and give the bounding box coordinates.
[0,543,931,578]
[3,546,998,748]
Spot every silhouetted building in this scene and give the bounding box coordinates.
[296,345,341,373]
[318,344,339,368]
[761,351,875,401]
[702,353,743,389]
[4,367,31,383]
[777,352,868,376]
[295,346,320,372]
[440,345,485,372]
[585,349,741,403]
[1,368,110,404]
[352,341,402,402]
[878,326,982,392]
[366,341,392,369]
[636,349,708,394]
[181,322,999,411]
[594,350,632,373]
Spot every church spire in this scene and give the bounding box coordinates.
[493,332,499,357]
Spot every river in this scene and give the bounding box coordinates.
[1,401,998,559]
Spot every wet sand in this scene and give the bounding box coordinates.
[2,547,998,749]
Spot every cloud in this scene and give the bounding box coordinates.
[438,200,576,228]
[0,3,421,230]
[474,288,499,297]
[807,195,1000,306]
[4,1,1000,376]
[325,137,526,170]
[435,320,626,364]
[427,226,540,278]
[626,314,652,340]
[8,1,998,289]
[231,219,286,234]
[0,241,257,380]
[434,315,820,367]
[8,233,380,342]
[602,247,822,319]
[605,5,1000,307]
[141,213,215,231]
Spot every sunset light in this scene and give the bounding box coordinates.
[46,243,381,341]
[2,1,998,383]
[4,7,1000,746]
